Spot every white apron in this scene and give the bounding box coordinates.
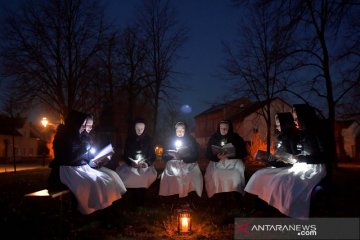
[60,165,127,215]
[204,159,245,198]
[159,160,203,198]
[244,163,326,219]
[116,163,157,188]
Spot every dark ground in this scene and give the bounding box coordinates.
[0,160,359,239]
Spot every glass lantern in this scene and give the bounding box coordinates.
[177,209,191,234]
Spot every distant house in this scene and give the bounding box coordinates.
[336,120,360,162]
[194,97,293,151]
[0,115,41,162]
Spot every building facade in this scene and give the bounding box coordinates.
[194,97,293,153]
[0,116,41,162]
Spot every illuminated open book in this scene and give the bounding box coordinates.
[89,144,114,166]
[166,146,190,159]
[254,149,295,167]
[211,143,235,157]
[128,157,147,165]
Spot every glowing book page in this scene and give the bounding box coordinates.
[128,157,146,164]
[166,146,189,159]
[211,143,235,157]
[90,144,114,166]
[254,150,295,167]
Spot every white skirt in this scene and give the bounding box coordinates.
[116,163,157,188]
[159,160,203,198]
[244,163,326,219]
[204,159,245,198]
[60,165,127,215]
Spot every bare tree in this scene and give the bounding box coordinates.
[279,1,360,170]
[336,4,360,119]
[136,0,187,133]
[117,26,153,131]
[0,0,111,120]
[223,1,296,151]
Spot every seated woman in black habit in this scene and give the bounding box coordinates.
[116,118,157,206]
[159,122,203,199]
[245,107,327,219]
[204,119,248,199]
[267,112,299,168]
[48,110,126,215]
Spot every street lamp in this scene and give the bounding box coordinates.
[41,117,49,128]
[40,117,49,166]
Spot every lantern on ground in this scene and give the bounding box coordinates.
[177,208,191,234]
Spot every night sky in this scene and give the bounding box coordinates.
[0,0,242,118]
[104,0,242,118]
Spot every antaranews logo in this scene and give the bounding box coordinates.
[235,222,316,238]
[251,224,317,235]
[236,223,253,237]
[235,218,359,240]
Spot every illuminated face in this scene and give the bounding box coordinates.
[292,110,299,129]
[219,123,229,136]
[275,115,281,132]
[176,126,185,137]
[79,118,93,134]
[135,123,145,136]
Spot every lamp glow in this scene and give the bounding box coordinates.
[90,148,96,154]
[175,140,182,150]
[41,117,49,128]
[178,210,191,234]
[288,162,319,180]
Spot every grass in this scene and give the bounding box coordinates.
[0,161,359,239]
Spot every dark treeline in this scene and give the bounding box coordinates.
[0,0,187,150]
[0,0,359,167]
[224,0,360,169]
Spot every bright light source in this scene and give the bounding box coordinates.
[41,117,49,128]
[178,209,191,234]
[90,148,96,154]
[288,162,319,180]
[175,140,182,150]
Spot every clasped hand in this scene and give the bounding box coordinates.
[217,152,229,161]
[132,162,148,168]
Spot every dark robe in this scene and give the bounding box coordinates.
[206,121,247,162]
[162,134,199,164]
[123,133,156,166]
[296,130,327,164]
[48,110,92,190]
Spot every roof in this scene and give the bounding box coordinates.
[194,97,251,118]
[195,97,291,121]
[231,97,291,121]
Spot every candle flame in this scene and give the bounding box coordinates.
[181,217,189,232]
